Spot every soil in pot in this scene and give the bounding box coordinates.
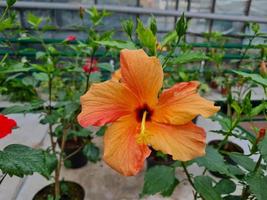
[58,138,88,169]
[33,181,85,200]
[208,140,244,178]
[146,148,175,169]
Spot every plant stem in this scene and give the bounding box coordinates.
[54,126,69,198]
[181,162,198,200]
[63,144,84,161]
[162,37,181,69]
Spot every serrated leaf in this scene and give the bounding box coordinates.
[214,179,236,194]
[82,143,100,163]
[196,146,230,176]
[0,144,56,178]
[142,165,176,196]
[94,40,136,50]
[194,176,222,200]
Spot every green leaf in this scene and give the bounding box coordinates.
[7,0,16,7]
[223,195,241,200]
[246,173,267,200]
[0,17,14,32]
[0,144,56,178]
[121,19,134,38]
[1,101,44,115]
[82,143,100,163]
[149,16,157,35]
[69,129,92,138]
[258,134,267,162]
[161,31,177,47]
[33,72,49,81]
[175,13,187,39]
[250,102,267,116]
[26,13,43,28]
[228,152,256,172]
[94,40,136,50]
[142,166,177,196]
[232,70,267,87]
[96,126,107,137]
[194,176,222,200]
[168,51,210,65]
[0,63,32,74]
[161,178,179,197]
[97,63,114,72]
[214,179,236,194]
[196,146,230,176]
[136,19,157,55]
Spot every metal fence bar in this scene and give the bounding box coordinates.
[1,1,267,24]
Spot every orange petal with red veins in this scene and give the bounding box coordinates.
[153,81,220,125]
[103,115,151,176]
[146,122,206,161]
[120,49,163,106]
[78,80,140,127]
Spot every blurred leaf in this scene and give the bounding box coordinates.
[194,176,221,200]
[161,178,179,197]
[214,179,236,194]
[70,129,92,138]
[0,63,32,74]
[232,70,267,87]
[142,165,177,197]
[246,173,267,200]
[0,18,14,32]
[26,13,43,28]
[149,16,157,36]
[82,143,100,163]
[96,126,107,137]
[121,19,134,38]
[250,102,267,117]
[33,72,49,81]
[97,63,114,72]
[136,19,157,55]
[161,31,177,47]
[175,13,187,40]
[7,0,16,7]
[228,152,256,172]
[223,195,241,200]
[211,114,231,132]
[168,51,210,65]
[1,101,44,115]
[94,40,136,50]
[0,144,56,178]
[196,146,231,176]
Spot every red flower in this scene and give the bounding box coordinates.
[65,35,76,42]
[82,58,99,73]
[257,128,266,142]
[0,114,17,139]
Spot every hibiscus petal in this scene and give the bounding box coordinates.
[153,81,220,125]
[120,49,163,106]
[146,122,206,161]
[78,80,140,127]
[103,115,151,176]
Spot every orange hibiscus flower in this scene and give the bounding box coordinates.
[78,49,220,176]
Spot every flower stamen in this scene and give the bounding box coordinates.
[136,111,151,144]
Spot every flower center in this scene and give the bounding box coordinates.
[136,104,153,122]
[136,104,153,145]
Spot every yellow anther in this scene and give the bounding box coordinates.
[136,111,151,144]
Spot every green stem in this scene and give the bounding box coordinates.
[162,37,181,69]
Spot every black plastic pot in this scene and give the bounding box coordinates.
[208,140,244,178]
[146,148,175,169]
[33,181,85,200]
[58,138,88,169]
